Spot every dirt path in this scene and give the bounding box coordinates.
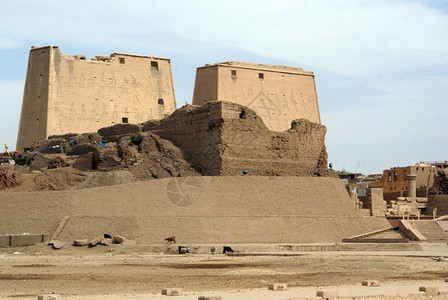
[1,245,448,299]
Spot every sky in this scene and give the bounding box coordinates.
[1,0,447,175]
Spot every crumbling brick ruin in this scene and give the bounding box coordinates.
[143,101,329,176]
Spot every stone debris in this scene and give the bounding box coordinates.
[88,234,127,247]
[161,288,183,296]
[49,240,64,250]
[268,283,288,291]
[74,239,89,246]
[113,235,126,243]
[100,238,114,245]
[362,280,379,286]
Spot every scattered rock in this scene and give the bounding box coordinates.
[113,235,126,244]
[100,238,114,245]
[51,240,64,249]
[89,235,103,247]
[74,239,89,246]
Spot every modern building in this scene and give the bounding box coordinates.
[382,163,438,201]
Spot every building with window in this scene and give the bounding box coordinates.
[16,45,176,150]
[382,163,438,201]
[192,61,321,131]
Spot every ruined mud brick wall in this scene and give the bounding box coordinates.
[192,61,321,132]
[427,195,448,216]
[0,177,390,244]
[142,101,329,176]
[17,45,176,150]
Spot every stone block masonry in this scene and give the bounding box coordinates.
[0,234,48,247]
[193,61,321,132]
[17,45,176,150]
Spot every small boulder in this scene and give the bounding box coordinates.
[74,239,89,246]
[113,235,126,244]
[100,238,114,245]
[52,240,64,249]
[89,235,103,247]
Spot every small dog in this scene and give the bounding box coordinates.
[165,236,176,244]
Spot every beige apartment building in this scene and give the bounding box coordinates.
[16,45,176,150]
[192,61,321,131]
[382,163,438,201]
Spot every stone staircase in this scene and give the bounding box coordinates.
[414,220,448,242]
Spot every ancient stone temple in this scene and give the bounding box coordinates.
[192,61,321,131]
[16,45,176,150]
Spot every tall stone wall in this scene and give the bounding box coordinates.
[17,45,176,150]
[192,61,321,131]
[142,101,329,176]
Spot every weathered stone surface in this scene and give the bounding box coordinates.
[17,46,175,150]
[89,235,103,247]
[113,235,126,243]
[100,238,114,245]
[52,240,64,249]
[193,61,321,132]
[74,239,88,246]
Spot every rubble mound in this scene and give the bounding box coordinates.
[34,168,87,191]
[48,156,67,169]
[0,164,24,189]
[429,171,448,195]
[113,132,200,180]
[7,101,331,191]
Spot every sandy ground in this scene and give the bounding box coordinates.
[1,244,448,299]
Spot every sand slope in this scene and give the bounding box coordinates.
[0,176,389,244]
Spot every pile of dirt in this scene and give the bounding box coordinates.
[0,164,24,190]
[34,168,87,191]
[429,171,448,195]
[6,102,332,191]
[113,132,200,180]
[47,156,67,169]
